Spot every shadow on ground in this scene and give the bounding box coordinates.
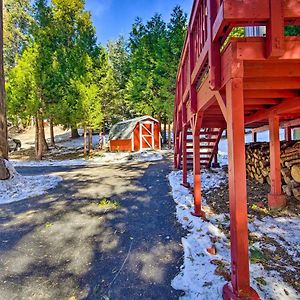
[0,159,184,300]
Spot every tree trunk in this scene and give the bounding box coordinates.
[0,0,8,160]
[35,114,39,157]
[50,118,55,146]
[168,119,172,149]
[40,117,48,151]
[162,118,167,145]
[37,113,44,160]
[71,127,79,138]
[84,126,87,156]
[89,128,93,153]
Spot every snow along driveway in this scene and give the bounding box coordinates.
[0,158,183,299]
[11,150,163,168]
[168,169,300,300]
[0,160,62,205]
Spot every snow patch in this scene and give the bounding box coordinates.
[251,217,300,263]
[0,160,62,204]
[168,170,300,300]
[11,150,163,167]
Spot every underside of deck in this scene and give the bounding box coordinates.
[188,37,300,129]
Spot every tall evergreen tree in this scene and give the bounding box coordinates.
[3,0,32,74]
[106,36,130,123]
[126,6,187,144]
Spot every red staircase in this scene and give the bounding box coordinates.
[181,128,223,170]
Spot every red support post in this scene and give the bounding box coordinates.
[223,79,259,300]
[191,113,205,218]
[252,131,257,143]
[181,102,190,187]
[284,126,292,142]
[268,113,286,209]
[182,125,189,188]
[174,132,180,169]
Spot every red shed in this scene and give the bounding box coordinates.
[108,116,161,152]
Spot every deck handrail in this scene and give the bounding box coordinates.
[175,0,300,110]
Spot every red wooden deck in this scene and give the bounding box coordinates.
[173,0,300,299]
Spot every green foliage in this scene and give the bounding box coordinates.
[6,46,39,122]
[250,246,266,264]
[3,0,33,74]
[6,2,189,135]
[97,198,120,209]
[285,26,300,36]
[126,6,187,122]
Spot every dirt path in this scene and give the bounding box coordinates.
[0,159,184,300]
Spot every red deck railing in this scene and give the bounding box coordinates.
[176,0,300,107]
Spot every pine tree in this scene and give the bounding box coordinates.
[3,0,32,74]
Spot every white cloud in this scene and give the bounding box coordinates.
[86,0,113,17]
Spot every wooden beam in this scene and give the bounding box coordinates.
[244,62,300,78]
[245,98,300,125]
[252,125,270,134]
[236,37,300,61]
[244,78,300,90]
[215,92,228,122]
[281,118,300,128]
[244,90,299,99]
[196,79,217,112]
[244,99,281,105]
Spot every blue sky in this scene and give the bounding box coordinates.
[85,0,193,45]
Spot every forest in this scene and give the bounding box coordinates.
[2,0,299,161]
[3,0,188,159]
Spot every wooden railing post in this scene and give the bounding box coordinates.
[189,30,197,114]
[208,0,221,90]
[266,0,285,58]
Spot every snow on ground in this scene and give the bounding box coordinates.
[0,160,62,204]
[249,217,300,264]
[11,159,88,167]
[168,169,299,300]
[57,134,100,149]
[11,150,164,167]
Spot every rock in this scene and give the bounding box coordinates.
[0,158,9,180]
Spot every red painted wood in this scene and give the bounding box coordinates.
[226,78,252,297]
[110,118,160,152]
[110,140,132,152]
[268,114,287,208]
[174,1,300,298]
[285,126,292,141]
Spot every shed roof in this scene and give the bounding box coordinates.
[109,116,158,141]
